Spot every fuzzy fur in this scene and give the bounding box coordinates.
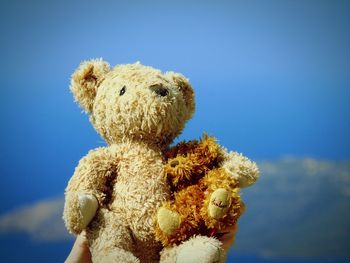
[64,59,258,263]
[154,136,254,247]
[64,60,196,262]
[160,235,226,263]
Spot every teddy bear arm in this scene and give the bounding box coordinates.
[198,168,244,230]
[66,147,118,200]
[219,149,260,188]
[63,147,119,234]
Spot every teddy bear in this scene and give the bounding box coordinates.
[154,135,259,255]
[63,59,258,263]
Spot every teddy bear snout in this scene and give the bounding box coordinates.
[150,84,169,97]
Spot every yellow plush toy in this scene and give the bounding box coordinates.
[155,135,259,261]
[63,59,259,263]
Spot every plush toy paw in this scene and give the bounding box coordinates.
[221,151,260,188]
[63,192,99,234]
[78,193,99,229]
[177,236,225,263]
[157,207,181,235]
[208,188,230,219]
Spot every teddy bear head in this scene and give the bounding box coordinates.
[70,59,195,146]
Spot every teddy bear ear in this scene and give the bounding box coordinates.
[70,59,110,113]
[167,72,195,117]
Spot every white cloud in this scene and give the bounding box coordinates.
[0,157,349,259]
[0,196,72,241]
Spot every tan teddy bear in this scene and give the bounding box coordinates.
[63,59,258,263]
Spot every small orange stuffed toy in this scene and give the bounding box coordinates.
[154,135,259,247]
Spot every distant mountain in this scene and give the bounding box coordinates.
[234,158,350,259]
[0,158,349,261]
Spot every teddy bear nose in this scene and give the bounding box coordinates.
[150,84,169,97]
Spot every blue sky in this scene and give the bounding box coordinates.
[1,0,348,206]
[1,0,349,161]
[0,0,349,262]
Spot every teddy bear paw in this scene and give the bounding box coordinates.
[208,188,230,219]
[77,193,99,229]
[177,236,225,263]
[157,207,181,235]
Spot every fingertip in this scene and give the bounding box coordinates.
[65,232,92,263]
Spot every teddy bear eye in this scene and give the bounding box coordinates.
[119,86,126,96]
[150,84,169,97]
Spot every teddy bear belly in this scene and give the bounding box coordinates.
[110,168,171,238]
